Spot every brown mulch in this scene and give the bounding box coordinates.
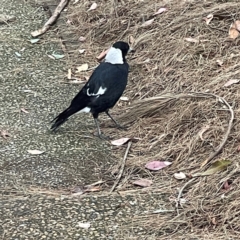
[58,0,240,238]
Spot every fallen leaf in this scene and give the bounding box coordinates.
[67,69,71,79]
[20,108,29,113]
[111,137,130,146]
[30,38,40,44]
[145,161,172,171]
[79,36,86,42]
[73,0,79,4]
[153,7,167,16]
[96,49,109,60]
[132,179,152,187]
[222,180,231,190]
[212,217,217,225]
[237,145,240,152]
[229,20,240,39]
[27,150,45,155]
[141,18,154,27]
[77,222,90,229]
[76,63,88,72]
[66,19,72,25]
[0,14,16,23]
[224,79,240,87]
[216,59,223,66]
[71,186,84,196]
[15,52,21,57]
[47,54,55,60]
[203,14,213,25]
[51,53,65,59]
[129,36,135,45]
[1,130,10,139]
[88,2,97,11]
[79,49,85,54]
[198,125,210,141]
[85,186,101,192]
[185,37,199,43]
[234,20,240,31]
[197,160,231,176]
[173,172,186,180]
[120,96,129,101]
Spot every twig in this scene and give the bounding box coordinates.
[31,0,69,37]
[110,141,132,193]
[175,178,195,214]
[195,93,234,167]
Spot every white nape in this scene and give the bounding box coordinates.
[86,86,107,96]
[79,107,91,113]
[105,47,123,64]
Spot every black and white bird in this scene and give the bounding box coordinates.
[51,41,131,139]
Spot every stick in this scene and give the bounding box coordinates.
[200,94,234,167]
[110,141,132,193]
[31,0,69,37]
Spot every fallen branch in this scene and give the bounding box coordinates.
[110,141,132,193]
[31,0,70,37]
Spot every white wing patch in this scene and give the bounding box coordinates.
[79,107,91,113]
[87,86,107,97]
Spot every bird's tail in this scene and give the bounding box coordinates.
[51,107,78,131]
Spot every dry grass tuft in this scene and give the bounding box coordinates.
[64,0,240,237]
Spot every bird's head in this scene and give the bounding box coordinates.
[105,41,132,64]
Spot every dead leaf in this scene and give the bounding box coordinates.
[229,20,240,39]
[88,2,97,11]
[216,59,223,66]
[173,172,186,180]
[73,0,80,5]
[21,108,29,113]
[79,36,86,42]
[196,160,231,176]
[71,186,84,196]
[85,186,101,192]
[222,180,231,191]
[79,49,85,54]
[76,63,88,72]
[1,130,10,139]
[145,161,172,171]
[27,150,45,155]
[47,54,55,60]
[111,137,130,146]
[153,7,167,16]
[132,179,152,187]
[96,49,109,60]
[185,37,199,43]
[224,79,240,87]
[212,217,217,225]
[203,14,213,25]
[120,96,129,101]
[198,125,210,141]
[237,145,240,152]
[77,222,91,229]
[67,69,71,79]
[234,20,240,31]
[141,18,154,27]
[129,36,135,45]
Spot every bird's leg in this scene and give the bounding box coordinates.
[105,110,126,130]
[93,117,109,140]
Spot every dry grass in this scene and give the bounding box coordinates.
[64,0,240,238]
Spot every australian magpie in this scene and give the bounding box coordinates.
[51,41,131,139]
